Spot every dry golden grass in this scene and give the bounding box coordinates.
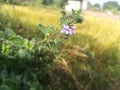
[76,15,120,54]
[1,4,120,53]
[1,5,60,27]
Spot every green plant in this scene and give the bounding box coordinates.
[0,25,59,90]
[0,9,82,90]
[0,12,9,30]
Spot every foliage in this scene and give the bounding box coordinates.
[55,0,68,8]
[0,12,9,30]
[0,0,21,5]
[60,10,83,39]
[93,3,101,9]
[41,0,54,5]
[88,3,101,11]
[66,34,120,90]
[57,15,120,90]
[0,24,60,89]
[87,1,92,8]
[60,9,83,26]
[0,4,120,90]
[103,1,120,14]
[0,8,83,90]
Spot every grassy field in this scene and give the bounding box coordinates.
[1,5,120,43]
[1,4,120,90]
[1,5,60,25]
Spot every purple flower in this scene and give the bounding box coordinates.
[60,25,75,35]
[60,25,76,39]
[63,25,69,30]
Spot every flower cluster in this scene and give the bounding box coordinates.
[60,25,75,39]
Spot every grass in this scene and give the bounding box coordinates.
[1,4,60,26]
[1,4,120,42]
[0,4,61,38]
[1,4,120,90]
[75,14,120,52]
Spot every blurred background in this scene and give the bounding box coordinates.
[0,0,120,90]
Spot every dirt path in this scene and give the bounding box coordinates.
[83,10,120,20]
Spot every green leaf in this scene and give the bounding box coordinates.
[72,9,81,15]
[0,31,3,37]
[4,28,15,38]
[61,11,67,17]
[9,36,24,46]
[51,43,57,52]
[24,39,34,51]
[48,42,57,52]
[30,80,43,90]
[77,9,82,15]
[38,24,48,36]
[30,87,36,90]
[47,25,56,33]
[60,17,67,26]
[0,85,11,90]
[2,43,9,55]
[54,38,60,45]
